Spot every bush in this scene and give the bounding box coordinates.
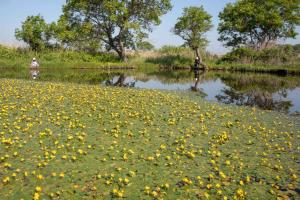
[145,45,217,68]
[219,47,256,63]
[0,45,120,67]
[293,44,300,54]
[219,45,297,65]
[146,55,193,67]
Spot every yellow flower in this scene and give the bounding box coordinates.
[2,177,10,184]
[239,180,244,185]
[37,174,44,180]
[146,156,154,161]
[246,175,251,183]
[112,188,124,198]
[78,149,84,154]
[124,178,129,184]
[59,172,65,178]
[35,186,42,192]
[151,191,158,197]
[225,160,231,165]
[206,184,212,189]
[204,192,209,199]
[33,192,39,200]
[182,177,192,185]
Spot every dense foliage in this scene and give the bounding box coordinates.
[0,45,121,68]
[15,15,56,51]
[60,0,172,60]
[136,41,155,51]
[145,45,217,68]
[218,0,300,50]
[54,16,101,54]
[219,45,299,65]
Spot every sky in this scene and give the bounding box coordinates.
[0,0,299,54]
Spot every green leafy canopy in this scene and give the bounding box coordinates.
[61,0,172,60]
[173,6,213,51]
[173,6,212,64]
[218,0,300,50]
[15,15,56,51]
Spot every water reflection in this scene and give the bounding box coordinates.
[190,69,207,97]
[216,88,293,113]
[0,67,299,114]
[105,74,136,87]
[29,69,39,79]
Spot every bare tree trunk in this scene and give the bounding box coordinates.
[195,48,202,63]
[116,49,126,61]
[117,40,127,62]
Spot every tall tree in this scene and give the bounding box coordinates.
[54,16,101,54]
[173,6,212,67]
[61,0,172,60]
[218,0,300,50]
[15,15,54,51]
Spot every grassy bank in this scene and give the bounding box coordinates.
[0,45,130,69]
[0,79,299,199]
[211,45,300,74]
[137,48,300,74]
[1,44,300,75]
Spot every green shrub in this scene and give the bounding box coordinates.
[146,55,192,67]
[293,44,300,54]
[219,45,297,65]
[146,45,216,67]
[0,45,120,68]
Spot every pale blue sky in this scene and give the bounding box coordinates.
[0,0,299,54]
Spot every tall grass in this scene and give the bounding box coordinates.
[217,45,300,67]
[0,45,126,68]
[144,45,217,68]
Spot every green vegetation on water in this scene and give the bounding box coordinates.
[1,0,299,199]
[0,79,299,199]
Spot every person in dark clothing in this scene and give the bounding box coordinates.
[193,57,200,81]
[194,57,200,70]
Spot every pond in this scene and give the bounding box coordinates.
[1,67,300,115]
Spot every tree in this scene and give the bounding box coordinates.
[61,0,172,60]
[136,41,155,51]
[15,15,54,51]
[54,16,101,54]
[173,6,212,67]
[218,0,300,50]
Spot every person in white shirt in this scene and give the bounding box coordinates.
[30,58,39,68]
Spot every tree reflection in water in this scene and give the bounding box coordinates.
[190,70,207,97]
[105,74,136,87]
[216,88,292,113]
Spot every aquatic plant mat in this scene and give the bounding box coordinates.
[0,79,299,199]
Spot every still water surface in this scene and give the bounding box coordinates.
[1,67,300,115]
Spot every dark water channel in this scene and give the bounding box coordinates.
[1,67,300,115]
